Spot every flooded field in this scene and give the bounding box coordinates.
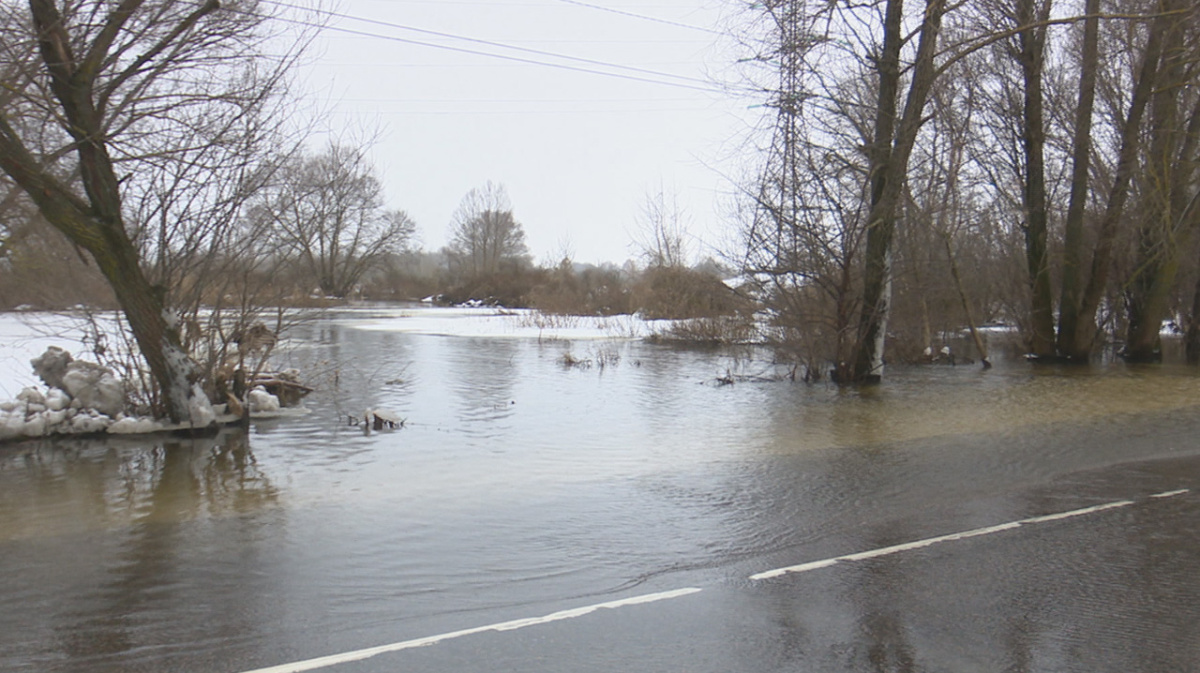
[2,308,1200,672]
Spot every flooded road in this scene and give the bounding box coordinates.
[2,309,1199,672]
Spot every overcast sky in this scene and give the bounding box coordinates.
[292,0,758,265]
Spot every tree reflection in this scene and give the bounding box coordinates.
[200,431,280,515]
[0,431,281,671]
[848,526,919,673]
[445,336,519,429]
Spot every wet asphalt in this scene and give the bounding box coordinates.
[229,425,1200,673]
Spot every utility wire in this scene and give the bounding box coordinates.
[306,22,719,92]
[260,0,719,91]
[552,0,724,35]
[336,97,701,103]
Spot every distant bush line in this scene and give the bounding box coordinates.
[0,248,750,323]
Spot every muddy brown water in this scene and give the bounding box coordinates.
[2,311,1199,672]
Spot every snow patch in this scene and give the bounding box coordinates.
[45,388,70,411]
[188,383,216,429]
[108,416,165,435]
[247,386,280,413]
[339,307,664,341]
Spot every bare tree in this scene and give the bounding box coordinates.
[731,0,870,378]
[733,0,951,382]
[253,143,416,298]
[733,0,1200,375]
[903,64,996,367]
[1055,0,1103,360]
[1010,0,1057,358]
[634,186,690,269]
[847,0,951,383]
[445,182,529,278]
[0,0,312,423]
[1122,0,1200,361]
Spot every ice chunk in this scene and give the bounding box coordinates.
[31,347,73,390]
[71,412,111,434]
[23,414,45,437]
[45,388,71,411]
[43,409,68,429]
[16,387,45,406]
[247,386,280,413]
[61,362,124,417]
[0,419,23,440]
[108,416,162,434]
[90,373,124,417]
[188,383,215,428]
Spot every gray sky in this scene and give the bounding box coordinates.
[294,0,756,265]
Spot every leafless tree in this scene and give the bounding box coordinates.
[733,0,1200,375]
[729,1,865,377]
[252,143,416,298]
[1121,0,1200,361]
[732,0,952,381]
[634,186,690,269]
[0,0,314,422]
[445,181,529,279]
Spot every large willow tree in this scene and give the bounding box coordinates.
[0,0,308,422]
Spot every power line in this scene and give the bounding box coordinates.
[280,0,712,84]
[259,0,720,92]
[552,0,724,35]
[326,107,708,116]
[335,97,702,103]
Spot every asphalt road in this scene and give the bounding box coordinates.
[232,445,1200,673]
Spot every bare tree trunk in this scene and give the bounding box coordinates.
[0,0,223,423]
[1056,0,1101,361]
[943,233,991,367]
[1124,1,1198,361]
[1186,262,1200,364]
[851,0,948,383]
[0,123,195,422]
[1016,0,1055,358]
[1065,3,1170,359]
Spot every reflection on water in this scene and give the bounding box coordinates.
[445,337,519,433]
[0,432,276,540]
[2,312,1200,671]
[0,432,281,672]
[743,458,1200,673]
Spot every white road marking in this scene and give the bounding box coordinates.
[1150,488,1190,499]
[237,587,703,673]
[751,491,1190,581]
[1017,500,1133,524]
[240,489,1192,671]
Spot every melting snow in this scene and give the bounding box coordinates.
[337,306,670,340]
[0,307,666,442]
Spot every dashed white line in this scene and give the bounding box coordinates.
[751,489,1190,581]
[237,587,703,673]
[239,489,1191,672]
[1151,488,1190,499]
[1016,500,1134,524]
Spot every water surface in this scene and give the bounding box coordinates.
[3,310,1199,672]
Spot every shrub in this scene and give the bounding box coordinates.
[632,266,748,320]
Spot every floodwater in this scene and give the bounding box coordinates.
[2,309,1200,672]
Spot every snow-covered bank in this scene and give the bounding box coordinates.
[0,311,114,399]
[1,359,163,442]
[0,312,308,443]
[0,306,677,443]
[335,306,674,340]
[0,308,676,393]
